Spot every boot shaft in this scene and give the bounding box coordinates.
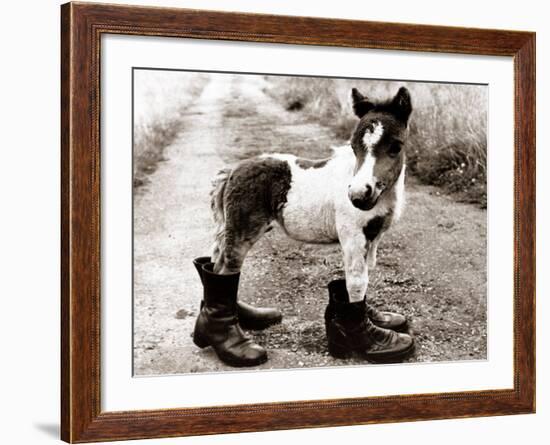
[326,279,408,332]
[192,256,211,284]
[328,279,348,304]
[193,256,283,330]
[193,261,241,342]
[201,262,241,308]
[327,279,367,325]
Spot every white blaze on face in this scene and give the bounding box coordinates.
[362,121,384,149]
[349,121,384,195]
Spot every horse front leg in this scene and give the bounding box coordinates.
[340,231,370,303]
[329,223,414,361]
[366,233,382,270]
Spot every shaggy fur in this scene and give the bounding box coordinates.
[211,158,292,272]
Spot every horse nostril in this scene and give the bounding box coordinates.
[365,185,373,198]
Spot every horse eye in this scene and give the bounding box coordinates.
[388,142,402,157]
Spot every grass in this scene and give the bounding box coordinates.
[264,76,487,206]
[133,70,208,188]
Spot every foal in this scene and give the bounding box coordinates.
[193,87,414,366]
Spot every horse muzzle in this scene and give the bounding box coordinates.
[349,192,379,210]
[350,197,378,211]
[348,186,380,211]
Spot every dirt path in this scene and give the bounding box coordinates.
[134,75,487,375]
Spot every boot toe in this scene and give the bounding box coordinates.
[226,341,268,367]
[238,302,283,330]
[372,311,408,332]
[395,332,415,352]
[366,332,415,363]
[389,313,408,331]
[215,335,268,367]
[244,342,268,361]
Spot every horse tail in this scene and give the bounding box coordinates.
[210,168,231,260]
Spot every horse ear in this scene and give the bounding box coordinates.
[351,88,375,118]
[391,87,413,123]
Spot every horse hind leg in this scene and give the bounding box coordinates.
[211,161,281,275]
[211,222,225,267]
[214,221,270,275]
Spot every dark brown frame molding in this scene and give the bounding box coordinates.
[61,2,536,442]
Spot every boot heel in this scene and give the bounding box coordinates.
[328,341,352,359]
[193,331,210,349]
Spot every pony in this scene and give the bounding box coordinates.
[210,86,412,304]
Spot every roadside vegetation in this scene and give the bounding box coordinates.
[133,70,207,188]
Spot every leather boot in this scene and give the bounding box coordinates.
[325,279,408,332]
[193,257,282,330]
[326,289,415,363]
[193,263,268,367]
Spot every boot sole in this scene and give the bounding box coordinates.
[365,339,416,363]
[328,339,416,363]
[216,348,268,368]
[193,332,268,367]
[325,319,410,336]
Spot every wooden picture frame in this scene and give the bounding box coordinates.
[61,2,535,442]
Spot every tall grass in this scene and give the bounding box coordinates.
[265,76,487,206]
[133,70,208,187]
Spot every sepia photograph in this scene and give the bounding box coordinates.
[132,68,487,375]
